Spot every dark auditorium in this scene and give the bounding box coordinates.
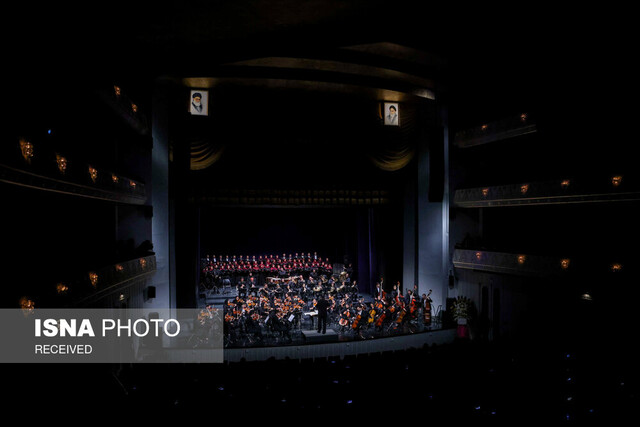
[2,2,637,422]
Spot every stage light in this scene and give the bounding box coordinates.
[115,264,124,272]
[19,139,34,164]
[114,85,121,97]
[55,154,67,174]
[56,283,69,294]
[89,272,98,288]
[129,180,137,189]
[475,251,482,260]
[581,293,592,301]
[119,294,125,301]
[481,124,488,131]
[561,179,570,189]
[112,174,119,184]
[520,113,528,121]
[139,258,147,269]
[561,259,570,269]
[520,183,529,195]
[88,166,98,183]
[131,103,138,113]
[517,255,526,265]
[481,188,489,197]
[612,175,622,187]
[611,263,622,273]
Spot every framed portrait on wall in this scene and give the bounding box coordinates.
[189,90,209,116]
[383,102,399,126]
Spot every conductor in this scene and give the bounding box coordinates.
[316,295,330,334]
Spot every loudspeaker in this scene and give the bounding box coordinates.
[146,286,156,299]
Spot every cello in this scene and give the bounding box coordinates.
[374,308,387,328]
[351,310,362,330]
[368,306,376,325]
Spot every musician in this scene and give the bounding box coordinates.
[316,295,330,334]
[349,280,358,296]
[237,278,247,298]
[391,283,400,300]
[374,282,384,300]
[422,290,433,326]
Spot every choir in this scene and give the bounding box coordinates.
[201,252,335,290]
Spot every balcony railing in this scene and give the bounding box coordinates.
[453,113,537,148]
[453,175,640,208]
[1,141,146,204]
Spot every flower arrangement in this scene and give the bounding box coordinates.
[451,296,472,323]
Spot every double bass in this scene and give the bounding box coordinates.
[423,289,433,325]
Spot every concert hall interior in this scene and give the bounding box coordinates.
[2,2,638,422]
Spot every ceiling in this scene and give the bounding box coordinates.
[6,2,626,130]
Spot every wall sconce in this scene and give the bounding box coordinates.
[561,259,570,269]
[561,179,570,189]
[88,166,98,183]
[139,258,147,269]
[114,85,121,97]
[19,139,34,164]
[89,272,98,288]
[517,255,526,265]
[611,263,622,273]
[19,296,35,313]
[115,264,124,272]
[481,188,489,198]
[55,154,68,175]
[612,175,622,187]
[475,251,482,260]
[56,283,69,294]
[520,184,529,195]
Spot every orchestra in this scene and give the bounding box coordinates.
[219,267,433,346]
